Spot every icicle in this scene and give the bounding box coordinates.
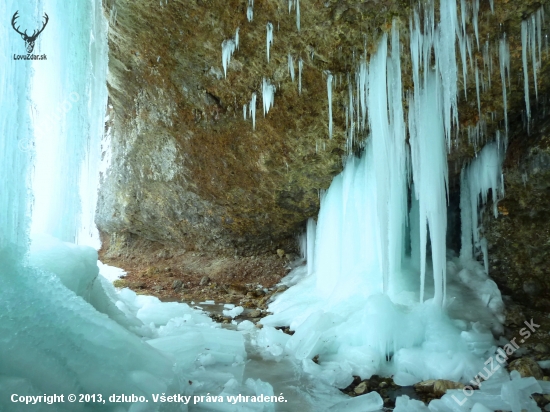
[467,34,473,72]
[460,0,467,38]
[521,20,531,123]
[221,39,236,78]
[475,64,481,117]
[460,142,505,272]
[247,0,253,22]
[235,27,240,50]
[262,78,275,116]
[243,104,247,120]
[327,72,333,139]
[459,28,468,99]
[288,54,295,82]
[266,23,273,63]
[296,0,300,32]
[530,15,538,101]
[288,0,293,13]
[473,0,479,49]
[436,0,460,148]
[298,58,303,95]
[249,93,256,130]
[537,9,543,64]
[499,35,510,135]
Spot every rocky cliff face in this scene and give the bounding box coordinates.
[484,112,550,311]
[98,0,550,303]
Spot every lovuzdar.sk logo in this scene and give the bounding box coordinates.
[11,11,48,61]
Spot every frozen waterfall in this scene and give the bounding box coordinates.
[2,0,549,411]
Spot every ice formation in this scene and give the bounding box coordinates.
[499,35,510,136]
[249,92,257,129]
[262,10,516,403]
[221,39,236,78]
[288,53,295,82]
[521,8,545,125]
[266,22,273,63]
[262,78,275,117]
[3,0,550,411]
[246,0,253,22]
[459,142,505,275]
[326,72,333,139]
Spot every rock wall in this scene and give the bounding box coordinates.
[97,0,550,276]
[484,112,550,310]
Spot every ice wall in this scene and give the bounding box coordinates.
[30,0,108,248]
[0,0,34,252]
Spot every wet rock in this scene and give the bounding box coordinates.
[509,357,544,379]
[354,381,368,395]
[248,309,261,318]
[414,379,465,397]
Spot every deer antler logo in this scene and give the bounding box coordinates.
[11,11,49,54]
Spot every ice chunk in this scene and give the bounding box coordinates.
[237,320,255,331]
[471,403,494,412]
[328,391,383,411]
[256,326,291,360]
[394,395,429,412]
[223,305,244,318]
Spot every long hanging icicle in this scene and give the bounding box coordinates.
[262,78,275,116]
[436,0,460,149]
[249,93,257,130]
[247,0,253,22]
[266,23,274,63]
[408,0,457,306]
[473,0,480,49]
[522,20,531,123]
[221,39,236,78]
[288,54,295,82]
[327,72,333,139]
[499,35,510,138]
